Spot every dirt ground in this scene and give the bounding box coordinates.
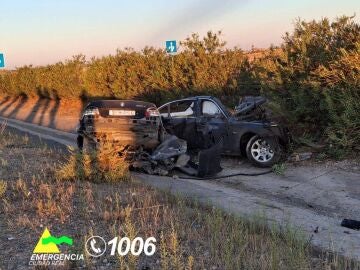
[1,96,360,268]
[218,157,360,220]
[3,128,351,269]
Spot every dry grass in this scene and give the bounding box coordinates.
[0,180,6,197]
[0,129,359,269]
[56,142,131,183]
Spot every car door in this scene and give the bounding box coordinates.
[198,99,229,149]
[159,99,199,148]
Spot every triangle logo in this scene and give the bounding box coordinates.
[33,228,60,254]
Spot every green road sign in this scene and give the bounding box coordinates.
[0,54,4,68]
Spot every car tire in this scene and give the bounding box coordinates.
[77,135,84,151]
[246,135,282,167]
[82,137,97,153]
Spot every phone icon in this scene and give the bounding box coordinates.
[90,238,102,254]
[86,236,106,257]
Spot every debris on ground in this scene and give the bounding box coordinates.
[128,135,222,177]
[151,135,187,161]
[288,152,313,162]
[178,138,223,177]
[341,219,360,230]
[129,135,187,176]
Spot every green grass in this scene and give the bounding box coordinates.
[272,163,286,175]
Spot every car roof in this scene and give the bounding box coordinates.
[160,96,215,104]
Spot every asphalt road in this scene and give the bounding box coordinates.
[1,115,360,261]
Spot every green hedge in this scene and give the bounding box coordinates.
[252,16,360,156]
[0,31,245,103]
[0,17,359,154]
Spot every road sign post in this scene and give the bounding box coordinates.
[166,41,177,74]
[0,54,4,68]
[165,40,177,54]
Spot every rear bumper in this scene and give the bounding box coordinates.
[78,118,161,149]
[81,131,159,149]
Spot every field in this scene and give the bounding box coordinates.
[1,126,359,269]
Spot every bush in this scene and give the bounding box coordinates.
[0,31,244,106]
[252,16,360,154]
[56,143,131,182]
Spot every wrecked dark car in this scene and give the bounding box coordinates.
[77,100,161,150]
[77,99,223,177]
[158,96,288,167]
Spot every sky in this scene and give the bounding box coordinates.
[0,0,359,69]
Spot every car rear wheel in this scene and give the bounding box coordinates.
[80,136,97,153]
[77,135,84,151]
[246,135,281,167]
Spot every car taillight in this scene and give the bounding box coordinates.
[145,107,160,118]
[83,107,100,117]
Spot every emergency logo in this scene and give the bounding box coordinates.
[29,228,84,266]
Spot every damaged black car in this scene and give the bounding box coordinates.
[76,99,224,177]
[76,100,214,177]
[158,96,288,167]
[77,100,161,150]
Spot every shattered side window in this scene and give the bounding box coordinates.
[201,100,221,116]
[169,100,195,118]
